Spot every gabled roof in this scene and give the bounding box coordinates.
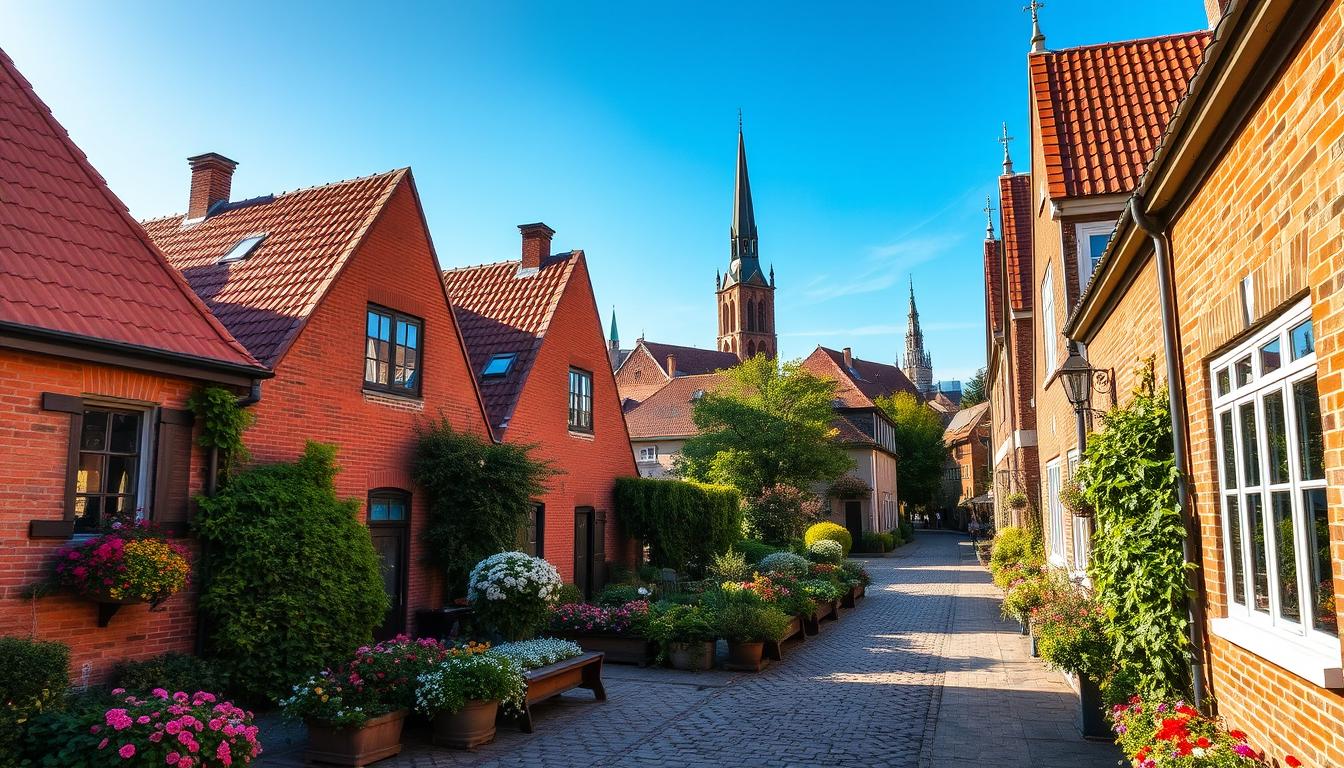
[800,346,920,409]
[144,169,405,366]
[831,414,879,448]
[442,253,580,434]
[1031,31,1210,199]
[944,401,990,445]
[999,173,1033,312]
[636,340,740,377]
[624,371,727,440]
[0,48,262,375]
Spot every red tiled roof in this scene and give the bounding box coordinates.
[943,401,990,445]
[800,346,920,408]
[999,173,1033,312]
[1031,31,1210,199]
[624,372,727,440]
[831,414,878,448]
[0,48,261,372]
[442,254,579,433]
[638,341,739,377]
[143,170,404,366]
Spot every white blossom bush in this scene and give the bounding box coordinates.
[468,552,563,641]
[808,539,845,564]
[415,654,525,716]
[488,637,584,671]
[758,551,810,579]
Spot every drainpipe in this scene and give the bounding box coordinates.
[1129,195,1208,712]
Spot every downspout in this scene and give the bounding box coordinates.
[1128,195,1208,712]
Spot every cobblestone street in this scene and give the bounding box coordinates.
[259,534,1120,768]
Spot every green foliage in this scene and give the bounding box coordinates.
[597,584,647,607]
[731,539,781,564]
[708,550,750,582]
[1033,587,1112,680]
[858,532,885,553]
[0,636,68,764]
[961,368,987,407]
[988,526,1042,587]
[743,484,825,545]
[704,590,791,643]
[875,392,946,509]
[1000,569,1060,624]
[899,520,914,541]
[1077,365,1190,700]
[804,521,852,556]
[827,474,872,499]
[556,583,584,605]
[614,477,741,574]
[676,356,853,498]
[1005,491,1029,509]
[807,539,844,564]
[1060,476,1090,515]
[195,442,388,702]
[187,385,253,483]
[415,654,525,716]
[18,690,116,767]
[413,420,554,595]
[109,653,229,697]
[646,604,719,647]
[757,551,810,579]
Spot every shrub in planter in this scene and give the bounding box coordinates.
[0,636,68,763]
[1111,696,1284,766]
[804,521,853,556]
[887,530,903,548]
[281,636,452,726]
[708,549,750,582]
[549,601,651,635]
[646,605,718,667]
[468,552,563,642]
[416,654,525,748]
[487,638,584,671]
[91,689,260,766]
[110,653,229,699]
[808,539,845,564]
[1032,588,1111,680]
[858,532,885,553]
[732,539,781,564]
[798,578,845,603]
[1000,568,1057,626]
[711,594,791,645]
[743,484,826,545]
[757,552,810,579]
[51,520,190,607]
[840,560,871,588]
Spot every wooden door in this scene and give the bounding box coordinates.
[369,490,410,640]
[574,508,592,598]
[844,501,864,544]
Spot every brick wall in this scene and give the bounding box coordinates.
[613,344,669,404]
[0,348,210,684]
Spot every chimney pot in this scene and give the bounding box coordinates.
[186,152,238,220]
[518,222,555,270]
[842,347,853,368]
[666,354,677,377]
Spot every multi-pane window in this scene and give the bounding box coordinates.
[1212,299,1335,641]
[1046,458,1064,562]
[1075,220,1115,287]
[1041,266,1058,374]
[368,491,408,522]
[75,408,145,531]
[568,368,593,432]
[638,446,658,462]
[365,307,422,396]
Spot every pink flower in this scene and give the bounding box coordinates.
[165,753,181,765]
[149,731,164,743]
[98,738,109,750]
[152,688,169,699]
[118,744,136,759]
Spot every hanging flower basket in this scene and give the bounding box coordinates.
[1005,491,1029,510]
[50,519,190,626]
[827,475,872,500]
[1060,477,1095,519]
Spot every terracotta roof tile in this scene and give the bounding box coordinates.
[0,48,261,372]
[442,254,579,433]
[943,401,990,445]
[1031,31,1210,199]
[143,170,404,366]
[800,346,920,408]
[999,173,1034,311]
[637,341,739,377]
[624,372,727,440]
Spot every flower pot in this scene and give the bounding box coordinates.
[668,641,716,671]
[305,709,407,766]
[1071,506,1096,519]
[432,700,499,749]
[725,641,765,671]
[1029,635,1039,658]
[1077,673,1110,740]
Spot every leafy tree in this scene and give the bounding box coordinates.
[876,392,946,510]
[961,368,987,406]
[676,355,853,498]
[744,484,825,545]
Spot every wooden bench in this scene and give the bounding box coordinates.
[508,651,606,733]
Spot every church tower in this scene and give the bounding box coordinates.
[716,122,776,360]
[903,278,934,397]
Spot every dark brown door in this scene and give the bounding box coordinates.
[574,508,592,598]
[369,490,410,640]
[844,501,864,544]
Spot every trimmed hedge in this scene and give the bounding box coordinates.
[0,636,69,763]
[804,521,853,556]
[732,539,781,564]
[109,652,229,698]
[614,477,741,574]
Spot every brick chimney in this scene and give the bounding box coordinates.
[666,354,677,377]
[518,223,555,270]
[1203,0,1228,27]
[842,347,853,368]
[187,153,238,220]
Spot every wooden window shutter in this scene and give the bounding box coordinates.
[593,510,607,588]
[30,393,84,538]
[153,408,196,535]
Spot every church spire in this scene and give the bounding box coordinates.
[716,116,776,362]
[1027,0,1047,53]
[732,123,757,244]
[903,278,934,397]
[608,306,619,344]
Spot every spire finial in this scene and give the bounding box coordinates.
[998,122,1015,174]
[984,196,996,239]
[1025,1,1047,52]
[738,108,743,132]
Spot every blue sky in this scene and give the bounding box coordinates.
[4,1,1204,381]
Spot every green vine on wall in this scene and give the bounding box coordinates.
[1076,361,1191,700]
[188,386,253,485]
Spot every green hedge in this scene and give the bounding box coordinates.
[195,442,387,702]
[614,477,741,574]
[0,636,69,763]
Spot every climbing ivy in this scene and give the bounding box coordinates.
[187,386,253,484]
[1076,362,1191,701]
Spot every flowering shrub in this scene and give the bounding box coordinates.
[744,484,825,544]
[53,523,190,604]
[808,539,845,564]
[840,560,871,588]
[757,552,810,579]
[804,521,853,556]
[798,578,845,602]
[281,636,453,725]
[90,689,260,767]
[415,654,525,716]
[1000,567,1057,625]
[1032,588,1112,680]
[468,552,563,641]
[549,600,651,635]
[488,638,583,671]
[721,573,792,603]
[1111,696,1290,767]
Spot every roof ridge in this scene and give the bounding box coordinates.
[141,167,408,225]
[1032,28,1210,56]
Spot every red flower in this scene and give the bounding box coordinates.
[1155,717,1189,741]
[1195,737,1211,748]
[1229,730,1248,741]
[1286,757,1302,767]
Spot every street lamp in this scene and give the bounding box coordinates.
[1059,346,1094,411]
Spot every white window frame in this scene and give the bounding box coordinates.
[637,446,658,462]
[1041,266,1058,375]
[1045,458,1064,566]
[1208,298,1340,686]
[1075,220,1115,289]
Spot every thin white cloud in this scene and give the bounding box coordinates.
[798,233,963,302]
[779,320,980,339]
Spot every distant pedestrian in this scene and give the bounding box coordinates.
[935,512,943,529]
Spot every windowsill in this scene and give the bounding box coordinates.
[568,430,595,441]
[362,389,424,408]
[1209,617,1343,688]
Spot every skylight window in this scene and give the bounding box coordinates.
[483,353,516,377]
[219,234,266,264]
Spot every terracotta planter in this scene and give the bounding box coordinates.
[432,699,499,749]
[667,640,716,671]
[725,640,765,671]
[305,709,407,766]
[556,632,655,665]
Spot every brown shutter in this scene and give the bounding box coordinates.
[153,408,196,535]
[593,510,607,588]
[30,393,83,538]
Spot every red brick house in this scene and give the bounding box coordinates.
[143,159,491,638]
[613,339,740,406]
[0,49,270,682]
[941,401,991,528]
[442,224,638,598]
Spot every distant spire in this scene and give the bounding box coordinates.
[984,196,996,239]
[732,121,757,243]
[608,306,619,343]
[908,276,917,315]
[769,264,775,287]
[1026,1,1047,53]
[998,122,1015,174]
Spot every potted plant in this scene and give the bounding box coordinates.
[548,599,656,664]
[840,560,871,603]
[1005,491,1029,511]
[86,689,260,766]
[1032,588,1112,739]
[50,515,190,626]
[1001,568,1054,646]
[468,551,563,641]
[283,637,450,765]
[416,652,525,749]
[711,590,791,671]
[1110,695,1287,766]
[1060,476,1095,518]
[647,604,718,671]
